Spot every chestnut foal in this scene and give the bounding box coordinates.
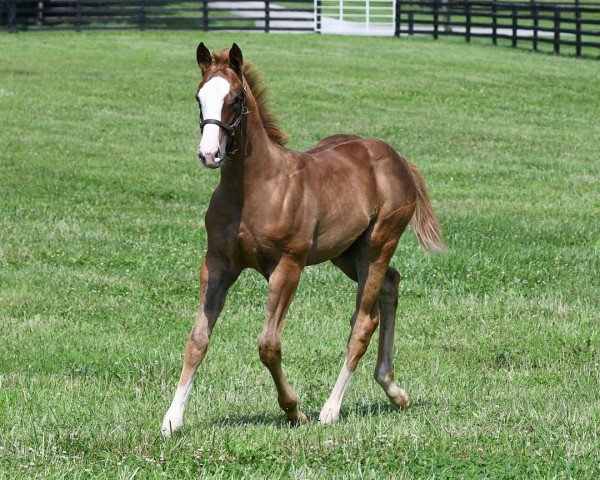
[161,43,444,437]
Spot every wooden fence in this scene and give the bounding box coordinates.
[391,1,600,56]
[0,0,314,32]
[2,0,599,57]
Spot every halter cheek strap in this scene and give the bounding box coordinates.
[199,82,247,154]
[200,118,235,133]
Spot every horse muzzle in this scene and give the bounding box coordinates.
[198,147,223,169]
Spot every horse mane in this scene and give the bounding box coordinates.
[213,51,289,146]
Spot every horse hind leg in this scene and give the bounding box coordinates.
[376,268,410,409]
[321,212,411,424]
[320,245,392,424]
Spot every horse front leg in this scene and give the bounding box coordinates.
[161,255,239,437]
[259,255,307,425]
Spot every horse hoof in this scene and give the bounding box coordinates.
[399,391,410,410]
[318,406,339,425]
[289,411,308,427]
[388,387,410,410]
[161,413,183,438]
[390,389,410,410]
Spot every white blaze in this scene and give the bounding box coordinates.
[198,76,231,160]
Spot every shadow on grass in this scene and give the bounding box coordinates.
[337,396,436,421]
[337,401,403,421]
[200,396,434,429]
[206,412,288,428]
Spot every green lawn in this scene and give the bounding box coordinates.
[1,32,599,478]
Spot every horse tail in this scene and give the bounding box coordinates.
[407,162,445,252]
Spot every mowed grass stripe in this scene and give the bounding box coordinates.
[1,32,599,478]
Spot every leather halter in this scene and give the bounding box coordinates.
[199,81,247,155]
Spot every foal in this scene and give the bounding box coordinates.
[161,43,444,436]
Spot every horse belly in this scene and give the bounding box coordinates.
[306,216,369,265]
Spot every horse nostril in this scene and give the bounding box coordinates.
[198,152,206,164]
[216,147,221,160]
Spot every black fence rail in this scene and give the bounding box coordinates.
[392,1,600,57]
[0,0,314,32]
[2,0,599,57]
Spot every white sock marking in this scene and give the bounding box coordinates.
[161,377,194,437]
[319,360,353,424]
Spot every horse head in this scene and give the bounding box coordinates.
[195,42,246,168]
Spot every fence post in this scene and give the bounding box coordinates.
[139,0,146,31]
[76,0,82,32]
[466,2,471,43]
[511,4,517,48]
[202,0,208,31]
[8,0,17,32]
[316,0,321,33]
[409,9,414,35]
[575,6,581,57]
[492,2,497,45]
[37,1,43,27]
[265,0,270,33]
[532,3,538,51]
[553,8,560,55]
[433,0,439,40]
[395,0,401,37]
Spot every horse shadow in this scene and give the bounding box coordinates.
[203,397,433,428]
[206,412,288,428]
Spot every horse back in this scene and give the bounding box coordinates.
[305,136,417,212]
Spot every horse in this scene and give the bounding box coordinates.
[161,43,444,437]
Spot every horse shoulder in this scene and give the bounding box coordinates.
[241,163,316,260]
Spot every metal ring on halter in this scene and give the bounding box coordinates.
[198,82,247,155]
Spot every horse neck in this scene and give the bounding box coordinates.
[218,89,285,195]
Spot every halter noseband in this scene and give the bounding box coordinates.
[199,81,247,155]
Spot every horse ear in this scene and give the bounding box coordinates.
[196,42,212,73]
[229,43,243,78]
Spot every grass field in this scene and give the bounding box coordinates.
[1,32,599,478]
